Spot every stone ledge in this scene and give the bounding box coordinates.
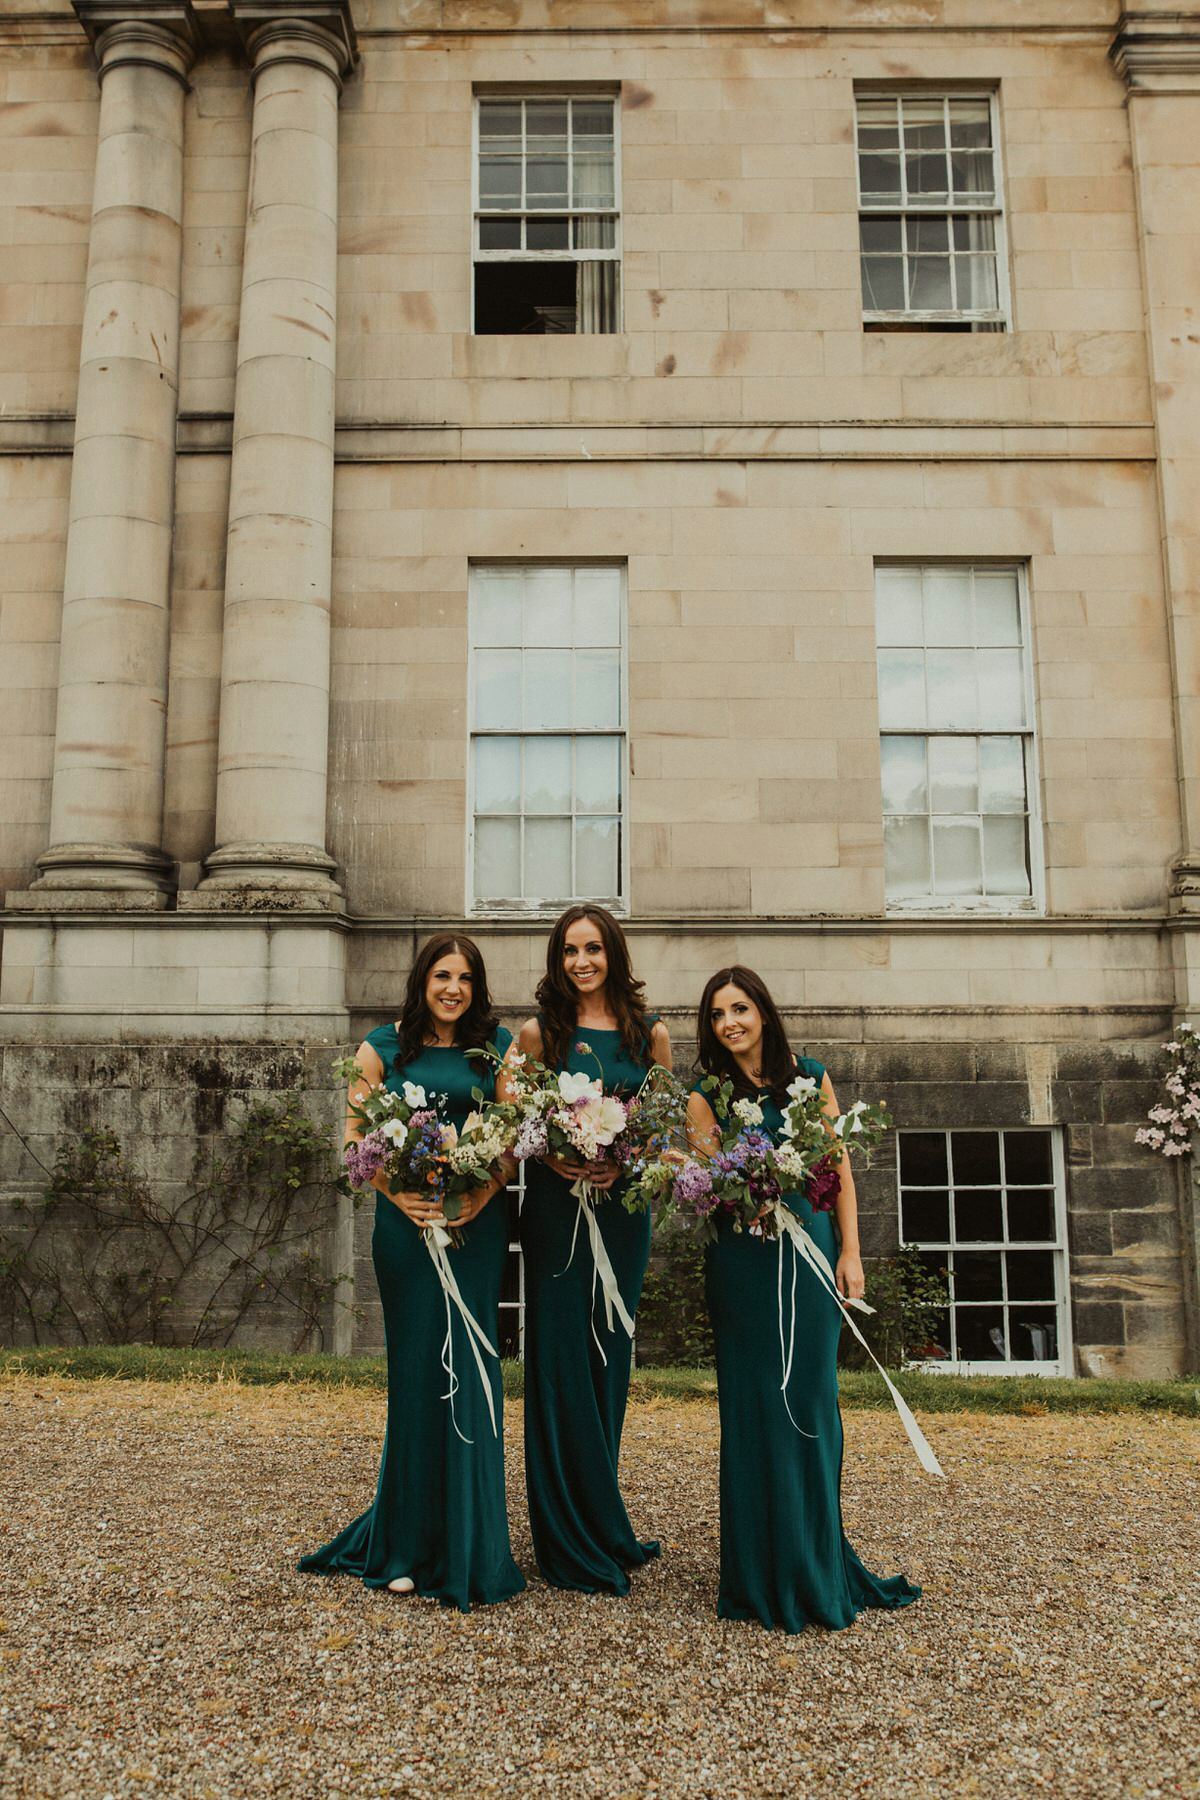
[0,416,1164,463]
[4,889,171,914]
[0,1004,352,1044]
[2,905,353,928]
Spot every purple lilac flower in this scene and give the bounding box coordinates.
[514,1116,549,1162]
[673,1160,716,1215]
[344,1129,388,1187]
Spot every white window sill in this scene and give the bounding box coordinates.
[863,312,1007,327]
[912,1359,1070,1378]
[469,903,628,921]
[884,900,1043,919]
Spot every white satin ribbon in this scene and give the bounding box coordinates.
[561,1177,637,1365]
[771,1203,945,1478]
[423,1222,499,1444]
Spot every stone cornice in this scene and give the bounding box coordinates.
[72,0,199,62]
[1111,8,1200,90]
[229,0,357,76]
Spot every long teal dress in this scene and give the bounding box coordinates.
[703,1055,921,1632]
[298,1027,525,1612]
[520,1021,661,1592]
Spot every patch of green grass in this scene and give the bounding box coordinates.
[0,1344,393,1390]
[1,1345,1197,1414]
[836,1369,1200,1417]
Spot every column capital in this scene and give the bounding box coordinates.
[1169,857,1200,915]
[73,0,199,85]
[231,0,358,84]
[1111,9,1200,93]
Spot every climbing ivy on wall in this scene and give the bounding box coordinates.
[0,1096,345,1351]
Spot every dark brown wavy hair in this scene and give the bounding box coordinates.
[535,904,650,1071]
[394,933,499,1070]
[696,965,796,1104]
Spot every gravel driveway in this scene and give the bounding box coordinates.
[1,1378,1197,1800]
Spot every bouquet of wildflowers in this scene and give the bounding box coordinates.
[478,1042,687,1349]
[332,1054,518,1441]
[1136,1021,1200,1158]
[334,1057,515,1231]
[609,1062,691,1215]
[669,1069,942,1477]
[675,1069,890,1245]
[495,1045,630,1174]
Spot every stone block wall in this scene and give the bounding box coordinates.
[0,1040,350,1352]
[846,1036,1189,1380]
[327,455,1176,922]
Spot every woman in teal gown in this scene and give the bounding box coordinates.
[299,933,525,1612]
[688,964,921,1633]
[505,904,672,1593]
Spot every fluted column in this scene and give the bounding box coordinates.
[30,0,197,903]
[194,0,356,908]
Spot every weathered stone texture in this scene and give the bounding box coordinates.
[0,1039,347,1351]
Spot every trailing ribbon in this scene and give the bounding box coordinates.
[561,1177,637,1365]
[771,1203,945,1478]
[423,1222,499,1444]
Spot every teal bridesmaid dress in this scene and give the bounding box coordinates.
[519,1021,661,1592]
[299,1026,525,1612]
[703,1055,921,1632]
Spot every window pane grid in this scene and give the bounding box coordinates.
[875,565,1035,908]
[470,566,626,908]
[477,96,618,261]
[898,1129,1064,1367]
[856,94,1003,322]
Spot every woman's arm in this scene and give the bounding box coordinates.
[686,1090,721,1158]
[821,1074,866,1302]
[494,1018,540,1106]
[345,1039,384,1146]
[649,1018,673,1071]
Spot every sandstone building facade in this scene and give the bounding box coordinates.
[1,0,1198,1375]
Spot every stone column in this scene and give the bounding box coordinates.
[1112,8,1200,1372]
[29,0,197,905]
[1112,11,1200,929]
[191,0,356,909]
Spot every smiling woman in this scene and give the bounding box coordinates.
[297,933,525,1613]
[688,964,922,1634]
[500,904,671,1593]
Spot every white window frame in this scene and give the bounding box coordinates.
[898,1127,1073,1377]
[471,89,624,334]
[855,89,1011,331]
[499,1176,526,1359]
[875,559,1045,917]
[466,561,630,919]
